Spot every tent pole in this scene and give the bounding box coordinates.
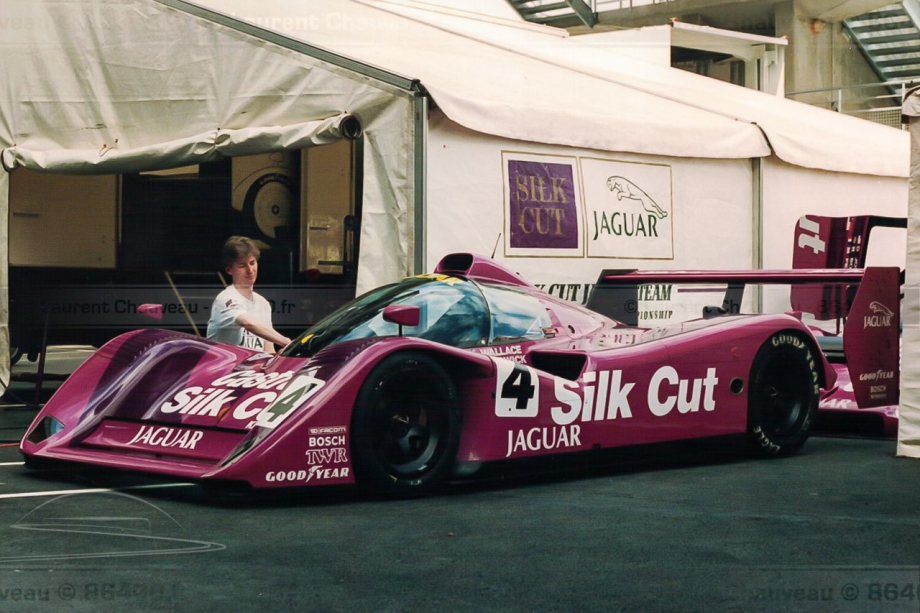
[413,93,429,276]
[0,170,9,394]
[752,157,764,312]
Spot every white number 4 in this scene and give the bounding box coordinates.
[493,359,539,417]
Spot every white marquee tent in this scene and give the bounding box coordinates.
[0,0,910,403]
[900,86,920,458]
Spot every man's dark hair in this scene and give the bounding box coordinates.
[221,236,260,269]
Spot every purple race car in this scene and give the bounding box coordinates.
[22,253,843,495]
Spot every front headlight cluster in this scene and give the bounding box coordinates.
[25,416,65,444]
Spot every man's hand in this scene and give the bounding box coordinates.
[236,313,292,350]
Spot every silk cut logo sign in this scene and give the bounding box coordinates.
[503,153,583,257]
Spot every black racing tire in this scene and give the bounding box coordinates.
[350,352,461,495]
[9,346,22,366]
[747,332,819,458]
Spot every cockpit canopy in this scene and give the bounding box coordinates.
[281,274,551,358]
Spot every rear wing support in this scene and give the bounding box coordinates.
[587,269,871,327]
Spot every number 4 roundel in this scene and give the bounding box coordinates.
[493,359,539,417]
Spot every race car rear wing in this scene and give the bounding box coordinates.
[793,214,906,270]
[793,215,905,320]
[587,267,900,408]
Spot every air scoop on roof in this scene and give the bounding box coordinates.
[434,253,535,289]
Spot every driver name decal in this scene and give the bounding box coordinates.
[474,344,525,363]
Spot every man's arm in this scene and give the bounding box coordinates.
[235,312,292,352]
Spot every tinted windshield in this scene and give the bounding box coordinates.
[280,275,490,358]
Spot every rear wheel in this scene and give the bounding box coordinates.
[747,332,819,457]
[351,352,461,495]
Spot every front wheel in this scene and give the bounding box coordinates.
[351,352,461,495]
[747,332,819,457]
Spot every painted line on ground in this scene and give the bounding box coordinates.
[0,483,196,500]
[0,461,24,466]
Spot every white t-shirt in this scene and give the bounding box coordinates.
[206,286,273,351]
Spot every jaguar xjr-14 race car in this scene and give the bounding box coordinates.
[23,253,866,495]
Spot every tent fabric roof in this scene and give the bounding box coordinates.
[0,0,908,177]
[0,0,414,171]
[359,0,910,177]
[184,0,908,178]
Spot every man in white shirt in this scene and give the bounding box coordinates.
[206,236,292,353]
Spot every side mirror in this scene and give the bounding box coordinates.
[383,305,420,336]
[138,304,164,320]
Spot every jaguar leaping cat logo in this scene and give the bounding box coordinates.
[607,176,668,219]
[864,301,895,329]
[869,301,894,317]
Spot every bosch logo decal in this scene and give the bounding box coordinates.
[308,435,345,447]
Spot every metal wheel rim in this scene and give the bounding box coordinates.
[758,355,811,437]
[372,371,449,477]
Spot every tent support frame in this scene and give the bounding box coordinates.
[154,0,420,93]
[414,94,428,275]
[751,156,764,313]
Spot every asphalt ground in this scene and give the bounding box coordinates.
[1,350,920,613]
